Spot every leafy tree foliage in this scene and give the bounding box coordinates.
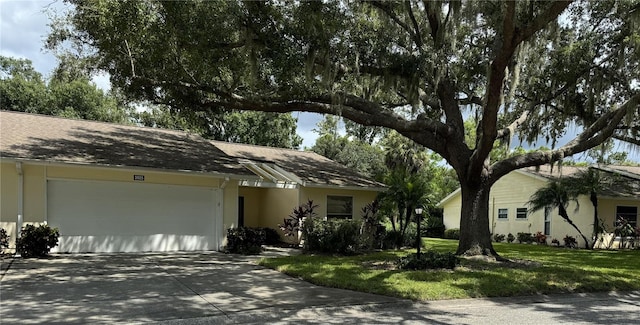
[310,115,386,179]
[1,55,132,123]
[51,0,640,257]
[1,56,49,114]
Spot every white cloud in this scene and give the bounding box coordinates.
[0,0,68,76]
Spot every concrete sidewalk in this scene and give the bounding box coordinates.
[1,251,639,324]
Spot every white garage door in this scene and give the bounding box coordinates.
[47,179,221,253]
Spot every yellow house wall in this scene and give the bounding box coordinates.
[262,188,299,230]
[598,198,640,233]
[442,170,596,247]
[299,187,378,221]
[1,162,19,248]
[221,182,239,247]
[545,196,594,247]
[442,193,461,229]
[46,165,221,188]
[238,187,264,228]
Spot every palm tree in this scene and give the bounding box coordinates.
[380,131,430,247]
[528,180,591,249]
[570,169,607,236]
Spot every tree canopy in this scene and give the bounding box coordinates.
[50,0,640,257]
[0,55,132,123]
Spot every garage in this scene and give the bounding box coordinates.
[47,179,221,253]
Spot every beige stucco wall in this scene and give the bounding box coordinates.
[238,186,264,228]
[442,170,596,247]
[46,165,221,188]
[299,187,379,221]
[442,192,461,229]
[598,198,640,232]
[237,186,379,243]
[489,171,549,237]
[221,182,239,247]
[1,162,19,248]
[262,187,299,229]
[546,196,594,247]
[0,161,236,250]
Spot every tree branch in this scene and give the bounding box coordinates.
[490,93,640,183]
[496,110,529,140]
[369,2,421,49]
[614,134,640,146]
[423,0,442,44]
[404,0,423,48]
[471,0,573,179]
[515,1,574,44]
[470,1,517,178]
[206,93,451,156]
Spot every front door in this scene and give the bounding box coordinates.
[238,196,245,227]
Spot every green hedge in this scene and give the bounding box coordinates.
[397,251,459,270]
[443,228,460,240]
[302,218,361,254]
[226,227,265,255]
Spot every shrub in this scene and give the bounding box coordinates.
[551,238,560,246]
[493,233,506,242]
[506,233,515,243]
[534,231,547,245]
[563,235,577,248]
[382,230,404,249]
[0,228,9,254]
[517,232,534,244]
[258,227,281,245]
[359,201,384,250]
[397,251,459,270]
[443,228,460,240]
[403,224,418,247]
[280,200,318,244]
[226,227,265,255]
[423,218,446,238]
[302,218,360,254]
[16,224,59,258]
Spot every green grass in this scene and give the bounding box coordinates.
[258,238,640,301]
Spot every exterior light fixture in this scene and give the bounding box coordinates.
[415,205,424,257]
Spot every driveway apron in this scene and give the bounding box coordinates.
[0,251,404,324]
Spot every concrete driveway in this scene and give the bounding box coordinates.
[2,250,639,324]
[0,249,407,324]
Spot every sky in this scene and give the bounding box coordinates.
[1,0,637,162]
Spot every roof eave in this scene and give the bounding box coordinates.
[302,182,387,192]
[0,157,259,181]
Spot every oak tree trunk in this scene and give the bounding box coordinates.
[456,181,500,258]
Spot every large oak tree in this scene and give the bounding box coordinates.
[50,0,640,257]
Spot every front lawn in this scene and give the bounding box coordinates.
[258,238,640,301]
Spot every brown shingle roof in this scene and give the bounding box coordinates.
[0,111,385,188]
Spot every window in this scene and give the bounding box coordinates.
[544,207,551,236]
[616,206,638,228]
[497,208,508,219]
[516,208,528,219]
[327,196,353,219]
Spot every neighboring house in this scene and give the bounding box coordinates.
[0,111,385,253]
[439,165,640,248]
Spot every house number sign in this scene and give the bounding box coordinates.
[133,175,145,181]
